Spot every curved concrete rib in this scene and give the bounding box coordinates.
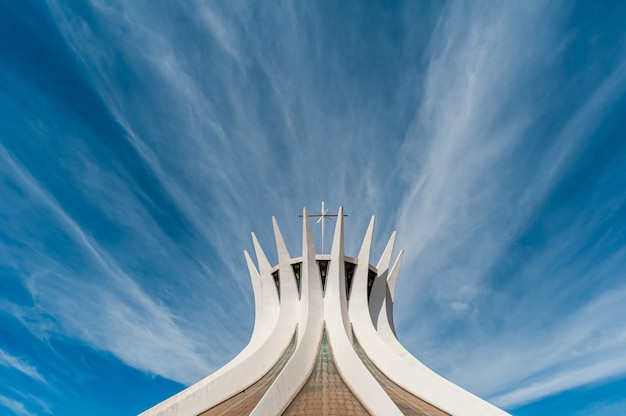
[373,251,437,381]
[201,250,272,372]
[251,208,325,416]
[349,218,510,416]
[376,251,403,344]
[324,209,403,416]
[139,231,297,416]
[245,250,266,348]
[248,233,281,350]
[368,232,396,329]
[149,248,273,396]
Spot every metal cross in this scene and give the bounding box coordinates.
[299,201,348,253]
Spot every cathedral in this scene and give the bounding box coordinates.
[140,207,509,415]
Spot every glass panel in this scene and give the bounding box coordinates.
[345,262,356,299]
[284,328,369,415]
[199,332,297,415]
[272,270,280,301]
[367,270,376,300]
[292,262,302,299]
[353,333,450,416]
[317,260,329,294]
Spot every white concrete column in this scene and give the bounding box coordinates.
[324,209,403,416]
[368,232,396,330]
[375,251,404,344]
[250,208,325,416]
[139,228,298,416]
[349,218,511,416]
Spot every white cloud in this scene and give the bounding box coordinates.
[493,354,626,408]
[391,0,626,408]
[395,1,560,301]
[0,349,45,384]
[4,1,624,410]
[573,397,626,416]
[449,284,626,406]
[0,146,233,384]
[0,395,32,416]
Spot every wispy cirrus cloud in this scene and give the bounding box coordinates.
[0,145,232,384]
[0,395,32,416]
[455,280,626,406]
[574,397,626,416]
[0,349,45,384]
[2,1,626,415]
[395,1,563,305]
[390,0,626,409]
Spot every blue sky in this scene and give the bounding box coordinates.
[1,1,626,415]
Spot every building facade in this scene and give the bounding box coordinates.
[140,208,510,415]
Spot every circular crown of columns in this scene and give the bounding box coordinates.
[140,207,510,416]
